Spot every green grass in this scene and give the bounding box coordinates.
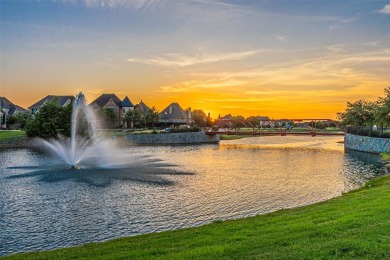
[380,152,390,161]
[3,175,390,259]
[0,130,26,142]
[220,134,252,140]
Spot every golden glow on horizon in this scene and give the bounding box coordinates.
[3,49,390,120]
[4,48,389,120]
[5,79,388,121]
[2,33,389,120]
[2,1,390,121]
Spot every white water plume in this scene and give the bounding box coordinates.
[40,92,115,168]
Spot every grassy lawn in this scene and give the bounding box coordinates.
[380,152,390,161]
[220,134,253,140]
[3,174,390,259]
[0,130,26,142]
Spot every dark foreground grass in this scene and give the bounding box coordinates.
[3,175,390,259]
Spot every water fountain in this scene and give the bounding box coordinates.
[40,92,114,168]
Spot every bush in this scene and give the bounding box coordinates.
[25,100,72,139]
[346,126,390,138]
[168,126,200,133]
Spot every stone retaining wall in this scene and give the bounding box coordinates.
[344,133,390,153]
[124,132,220,145]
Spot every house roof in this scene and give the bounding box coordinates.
[0,96,28,115]
[219,114,232,120]
[135,100,150,114]
[120,96,134,107]
[89,94,122,108]
[29,95,75,109]
[257,116,271,121]
[159,102,188,122]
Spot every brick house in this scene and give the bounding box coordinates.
[89,94,134,127]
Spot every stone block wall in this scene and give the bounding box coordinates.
[124,132,220,145]
[344,133,390,153]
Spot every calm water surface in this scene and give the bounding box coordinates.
[0,136,384,255]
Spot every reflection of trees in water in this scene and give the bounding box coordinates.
[342,149,384,190]
[344,149,382,165]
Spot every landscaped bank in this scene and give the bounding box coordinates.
[0,130,30,148]
[3,175,389,259]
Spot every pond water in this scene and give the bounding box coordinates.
[0,136,384,256]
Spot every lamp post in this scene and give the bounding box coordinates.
[165,112,167,127]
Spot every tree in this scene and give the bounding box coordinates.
[374,87,390,129]
[124,109,144,128]
[337,99,376,126]
[230,115,245,128]
[192,110,207,127]
[4,113,29,129]
[145,106,160,127]
[15,113,29,129]
[103,108,116,128]
[25,100,72,138]
[246,116,259,127]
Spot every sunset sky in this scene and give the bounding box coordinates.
[1,0,389,119]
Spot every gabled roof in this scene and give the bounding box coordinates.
[29,95,75,109]
[89,94,122,108]
[135,100,150,114]
[0,96,28,115]
[219,114,232,120]
[120,96,134,107]
[257,116,271,121]
[159,102,188,122]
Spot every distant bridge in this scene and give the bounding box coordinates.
[205,118,344,136]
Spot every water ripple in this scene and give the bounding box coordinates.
[0,136,384,256]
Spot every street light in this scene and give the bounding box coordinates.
[165,112,167,126]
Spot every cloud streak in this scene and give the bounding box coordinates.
[55,0,161,9]
[128,49,272,67]
[158,48,390,105]
[379,4,390,14]
[160,78,246,93]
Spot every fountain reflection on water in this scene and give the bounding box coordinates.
[39,92,114,168]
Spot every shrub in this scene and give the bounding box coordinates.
[168,126,200,133]
[25,100,72,139]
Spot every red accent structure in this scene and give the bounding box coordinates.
[205,119,343,136]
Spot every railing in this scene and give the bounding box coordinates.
[346,126,390,139]
[205,118,343,136]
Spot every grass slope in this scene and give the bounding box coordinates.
[0,130,26,142]
[3,175,390,259]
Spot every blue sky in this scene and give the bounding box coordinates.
[1,0,389,118]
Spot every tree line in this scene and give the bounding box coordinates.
[337,87,390,127]
[6,99,161,139]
